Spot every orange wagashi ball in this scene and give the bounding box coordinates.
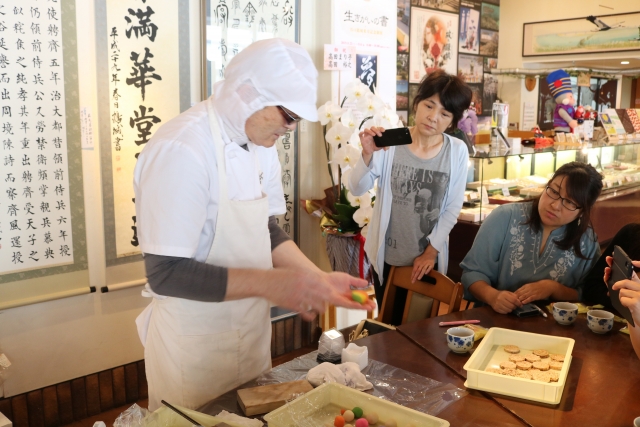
[351,290,369,304]
[334,415,346,427]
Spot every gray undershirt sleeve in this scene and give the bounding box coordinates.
[144,215,291,301]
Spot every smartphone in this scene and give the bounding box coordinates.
[373,127,412,147]
[511,303,541,318]
[607,245,635,327]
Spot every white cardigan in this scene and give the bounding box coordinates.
[348,133,469,276]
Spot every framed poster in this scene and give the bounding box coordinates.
[523,13,640,57]
[97,0,190,266]
[458,6,479,54]
[409,7,458,83]
[479,29,498,57]
[203,0,301,242]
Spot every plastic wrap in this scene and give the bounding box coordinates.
[317,329,345,363]
[114,404,150,427]
[257,351,466,416]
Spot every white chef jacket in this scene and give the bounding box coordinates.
[133,99,286,262]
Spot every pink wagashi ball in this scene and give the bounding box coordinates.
[354,419,369,427]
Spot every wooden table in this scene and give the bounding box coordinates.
[199,330,527,426]
[397,306,640,427]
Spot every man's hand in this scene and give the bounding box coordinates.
[514,280,557,305]
[610,260,640,318]
[257,269,376,321]
[489,290,522,314]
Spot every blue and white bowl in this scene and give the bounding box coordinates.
[446,327,474,353]
[587,309,614,334]
[553,302,579,325]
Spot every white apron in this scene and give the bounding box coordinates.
[137,100,273,411]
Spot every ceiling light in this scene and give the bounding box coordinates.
[621,61,630,64]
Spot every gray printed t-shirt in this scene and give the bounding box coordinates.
[384,140,451,266]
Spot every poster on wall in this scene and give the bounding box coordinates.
[458,54,483,83]
[205,0,301,242]
[397,0,410,53]
[480,3,500,31]
[483,72,498,115]
[479,29,499,57]
[410,0,459,13]
[0,0,87,277]
[100,1,182,262]
[458,6,479,54]
[409,7,458,84]
[332,0,397,109]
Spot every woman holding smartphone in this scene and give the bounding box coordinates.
[349,70,472,325]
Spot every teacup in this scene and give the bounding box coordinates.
[634,416,640,427]
[446,327,474,353]
[552,302,579,325]
[587,310,614,334]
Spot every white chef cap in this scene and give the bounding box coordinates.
[213,38,318,146]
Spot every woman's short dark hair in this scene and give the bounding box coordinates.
[412,69,472,131]
[526,161,603,259]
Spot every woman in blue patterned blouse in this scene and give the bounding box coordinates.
[461,162,603,314]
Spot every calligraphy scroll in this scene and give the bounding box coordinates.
[205,0,300,242]
[98,0,189,265]
[0,0,89,307]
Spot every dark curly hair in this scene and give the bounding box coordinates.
[525,162,603,259]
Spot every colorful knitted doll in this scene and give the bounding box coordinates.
[546,70,577,133]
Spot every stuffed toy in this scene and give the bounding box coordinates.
[546,70,577,133]
[457,103,478,137]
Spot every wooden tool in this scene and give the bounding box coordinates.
[237,380,313,416]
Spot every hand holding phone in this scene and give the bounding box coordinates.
[607,245,636,327]
[373,127,412,147]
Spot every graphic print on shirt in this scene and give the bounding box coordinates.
[389,163,449,253]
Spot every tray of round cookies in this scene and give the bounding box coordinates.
[463,327,574,404]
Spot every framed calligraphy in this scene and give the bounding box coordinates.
[96,0,191,266]
[0,0,89,307]
[202,0,301,243]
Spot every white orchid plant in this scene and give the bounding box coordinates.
[303,80,401,237]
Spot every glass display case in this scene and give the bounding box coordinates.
[459,138,640,225]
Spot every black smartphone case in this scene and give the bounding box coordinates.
[373,127,412,147]
[512,303,540,318]
[607,245,635,327]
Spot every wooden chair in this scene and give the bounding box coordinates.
[378,266,463,325]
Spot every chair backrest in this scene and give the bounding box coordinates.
[378,266,463,325]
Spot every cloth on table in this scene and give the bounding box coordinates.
[306,362,373,391]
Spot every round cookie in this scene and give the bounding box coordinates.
[532,361,550,371]
[515,370,531,380]
[500,361,517,370]
[550,354,565,362]
[533,349,549,358]
[524,353,541,362]
[509,354,526,363]
[548,370,560,382]
[530,370,551,383]
[516,361,532,370]
[501,368,517,377]
[549,361,563,370]
[486,367,502,374]
[504,345,521,354]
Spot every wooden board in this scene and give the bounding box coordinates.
[237,380,313,416]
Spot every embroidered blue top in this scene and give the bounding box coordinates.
[460,202,600,304]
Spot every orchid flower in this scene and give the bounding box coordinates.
[357,92,385,117]
[334,143,361,170]
[347,190,372,208]
[360,224,369,238]
[378,108,401,129]
[340,109,357,132]
[325,122,353,147]
[348,130,363,151]
[353,204,373,229]
[317,101,343,126]
[345,80,370,104]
